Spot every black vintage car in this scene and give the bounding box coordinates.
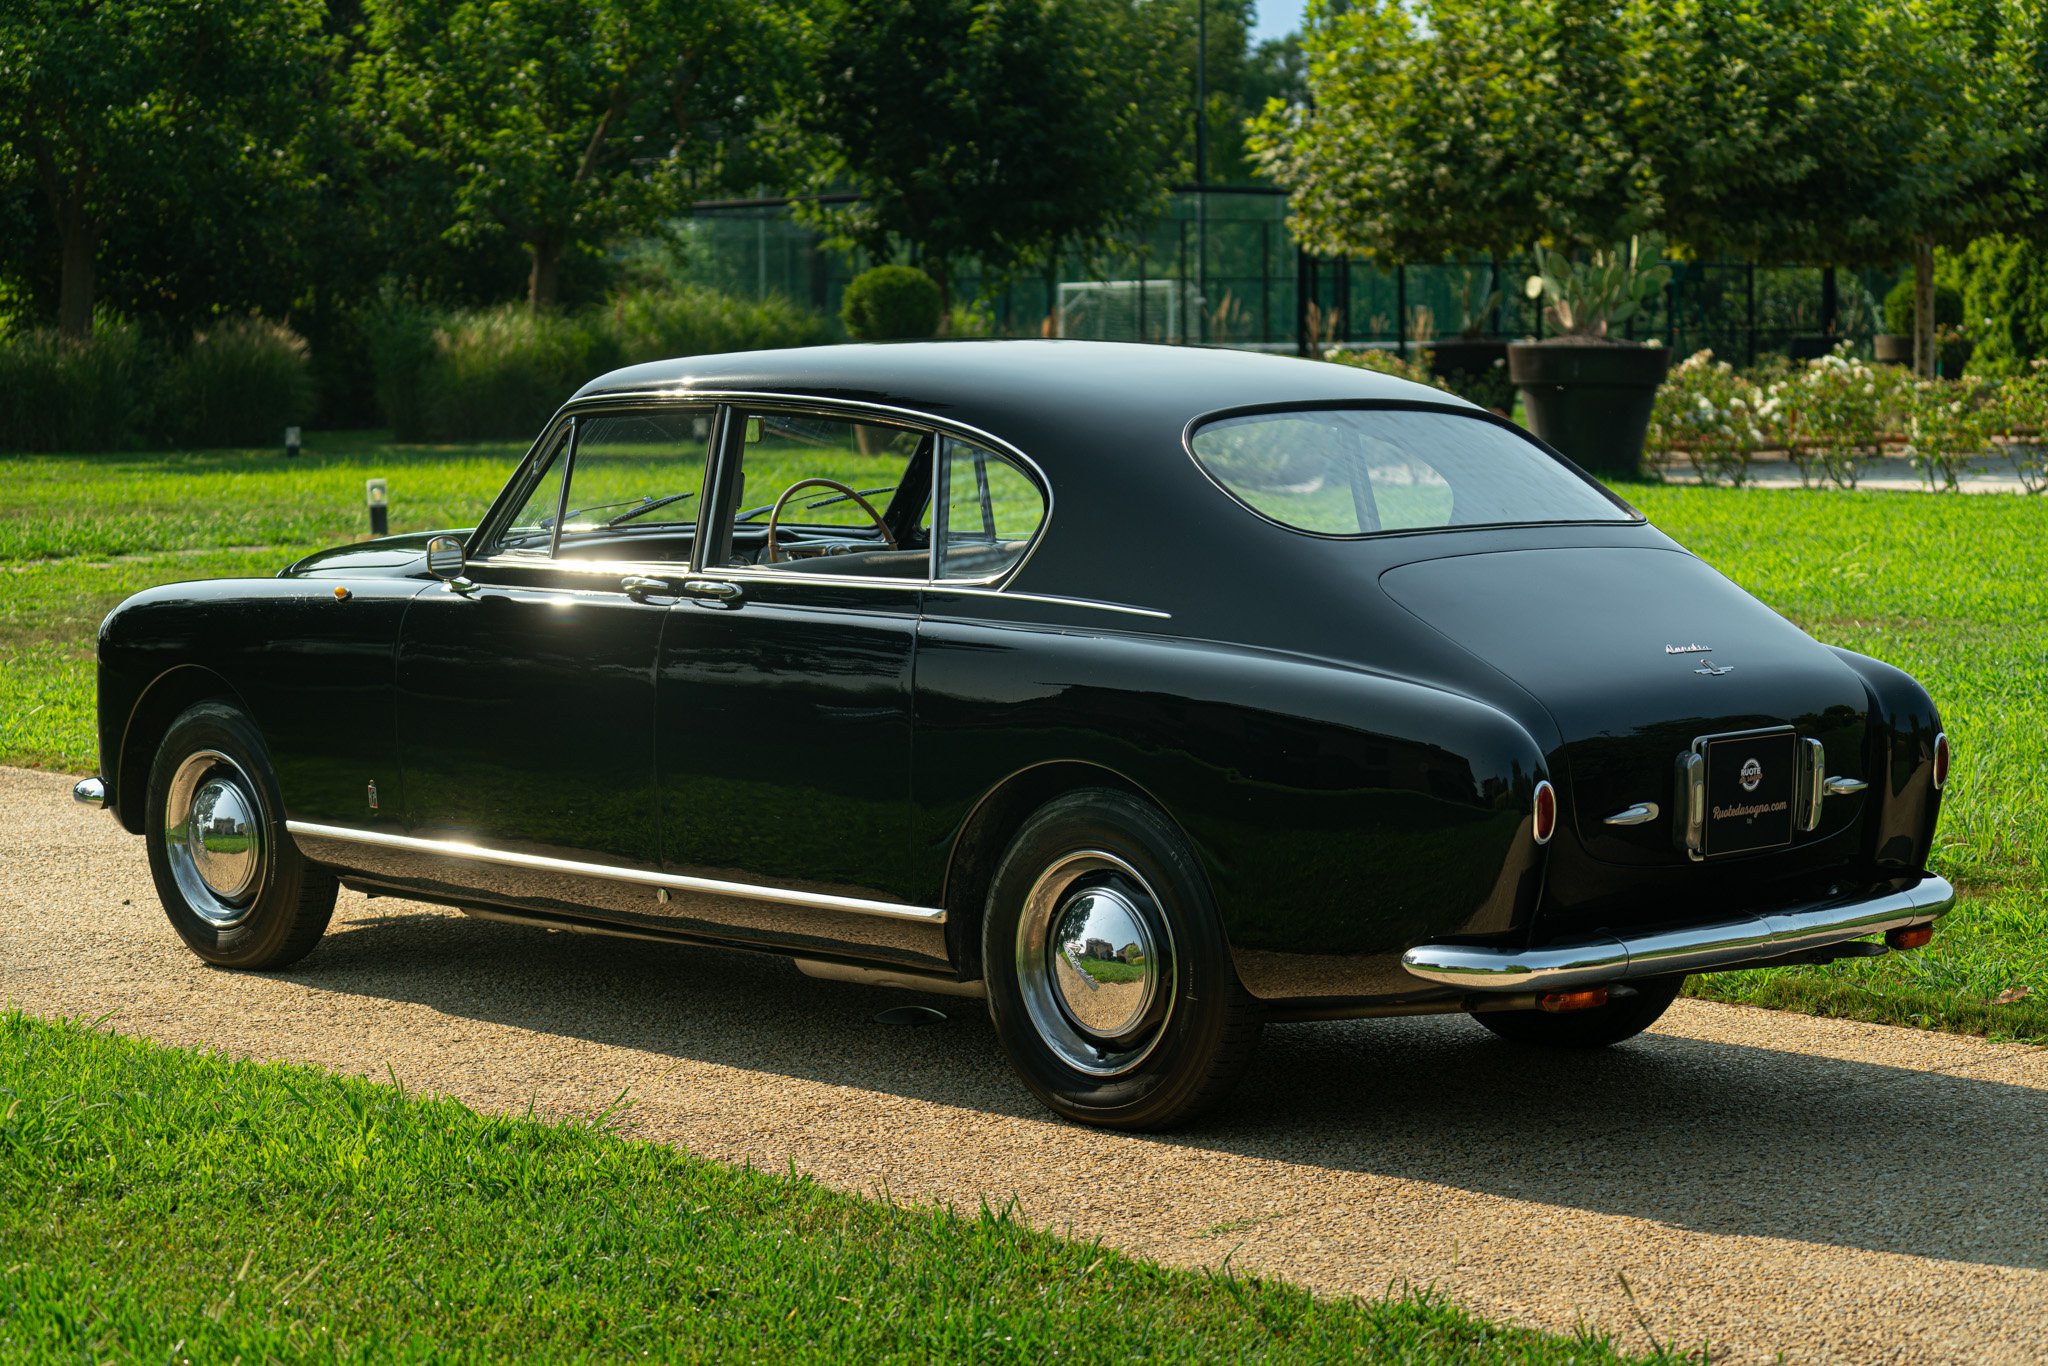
[76,341,1952,1129]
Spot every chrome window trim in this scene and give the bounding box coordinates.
[564,388,1054,592]
[285,821,947,924]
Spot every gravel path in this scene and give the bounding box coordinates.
[4,764,2043,1364]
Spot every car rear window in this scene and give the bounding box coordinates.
[1187,407,1633,536]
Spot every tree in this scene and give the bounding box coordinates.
[1248,0,1650,262]
[787,0,1187,305]
[353,0,778,310]
[1848,0,2047,375]
[0,0,332,337]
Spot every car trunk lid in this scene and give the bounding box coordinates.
[1378,545,1870,867]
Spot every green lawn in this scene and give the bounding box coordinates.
[1618,483,2048,1043]
[0,1012,1681,1364]
[0,440,2041,1047]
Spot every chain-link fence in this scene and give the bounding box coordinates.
[675,189,1898,361]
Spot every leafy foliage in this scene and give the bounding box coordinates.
[352,0,777,310]
[1884,279,1962,336]
[787,0,1186,299]
[840,266,943,341]
[0,0,333,336]
[1936,235,2048,375]
[1251,0,1651,260]
[0,321,155,452]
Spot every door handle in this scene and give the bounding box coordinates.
[681,578,743,603]
[621,575,679,601]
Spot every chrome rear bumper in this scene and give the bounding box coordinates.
[72,776,106,808]
[1401,874,1955,992]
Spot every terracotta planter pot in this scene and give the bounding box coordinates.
[1507,340,1672,479]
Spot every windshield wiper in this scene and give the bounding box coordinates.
[605,491,695,527]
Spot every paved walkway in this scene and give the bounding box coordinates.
[4,765,2043,1364]
[1652,450,2040,493]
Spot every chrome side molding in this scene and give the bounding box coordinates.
[72,775,106,808]
[1400,874,1955,992]
[285,821,947,924]
[1824,776,1869,796]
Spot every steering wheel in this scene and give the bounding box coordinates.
[762,478,898,564]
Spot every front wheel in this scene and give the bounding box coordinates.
[144,700,337,969]
[1470,975,1685,1048]
[982,789,1262,1130]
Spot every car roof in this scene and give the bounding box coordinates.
[572,339,1470,443]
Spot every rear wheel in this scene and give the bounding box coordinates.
[1470,975,1685,1048]
[144,701,337,969]
[982,789,1262,1130]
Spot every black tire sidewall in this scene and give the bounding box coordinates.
[982,789,1250,1129]
[144,701,319,968]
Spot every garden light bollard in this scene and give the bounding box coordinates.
[284,426,300,459]
[366,478,388,537]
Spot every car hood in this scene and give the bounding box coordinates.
[281,530,473,579]
[1378,545,1871,863]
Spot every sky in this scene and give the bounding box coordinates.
[1249,0,1308,43]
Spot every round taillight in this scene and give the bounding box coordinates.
[1932,732,1950,791]
[1532,780,1558,845]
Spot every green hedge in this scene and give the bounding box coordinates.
[0,316,314,453]
[369,288,835,441]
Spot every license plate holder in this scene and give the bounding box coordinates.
[1693,727,1797,858]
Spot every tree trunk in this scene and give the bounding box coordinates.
[1912,236,1936,380]
[930,257,951,337]
[527,240,561,312]
[57,212,97,340]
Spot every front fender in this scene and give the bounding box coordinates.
[96,576,431,833]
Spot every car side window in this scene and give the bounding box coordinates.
[493,433,571,557]
[936,435,1045,581]
[555,409,715,561]
[726,410,931,578]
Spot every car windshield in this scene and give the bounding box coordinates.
[1188,407,1634,536]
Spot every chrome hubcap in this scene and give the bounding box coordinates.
[1016,851,1175,1077]
[163,750,266,926]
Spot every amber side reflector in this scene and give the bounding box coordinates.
[333,585,352,601]
[1886,926,1934,951]
[1533,780,1558,845]
[1538,988,1609,1013]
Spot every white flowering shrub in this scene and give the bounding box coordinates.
[1770,346,1910,489]
[1648,350,1776,486]
[1902,375,1998,491]
[1989,360,2048,494]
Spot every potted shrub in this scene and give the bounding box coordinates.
[1426,270,1511,413]
[841,264,943,341]
[1875,278,1964,368]
[1507,241,1673,477]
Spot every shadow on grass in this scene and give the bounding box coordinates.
[285,901,2048,1274]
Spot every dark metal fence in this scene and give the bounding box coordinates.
[677,187,1898,361]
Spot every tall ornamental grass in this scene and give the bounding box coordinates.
[0,322,155,452]
[159,316,315,447]
[370,289,836,441]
